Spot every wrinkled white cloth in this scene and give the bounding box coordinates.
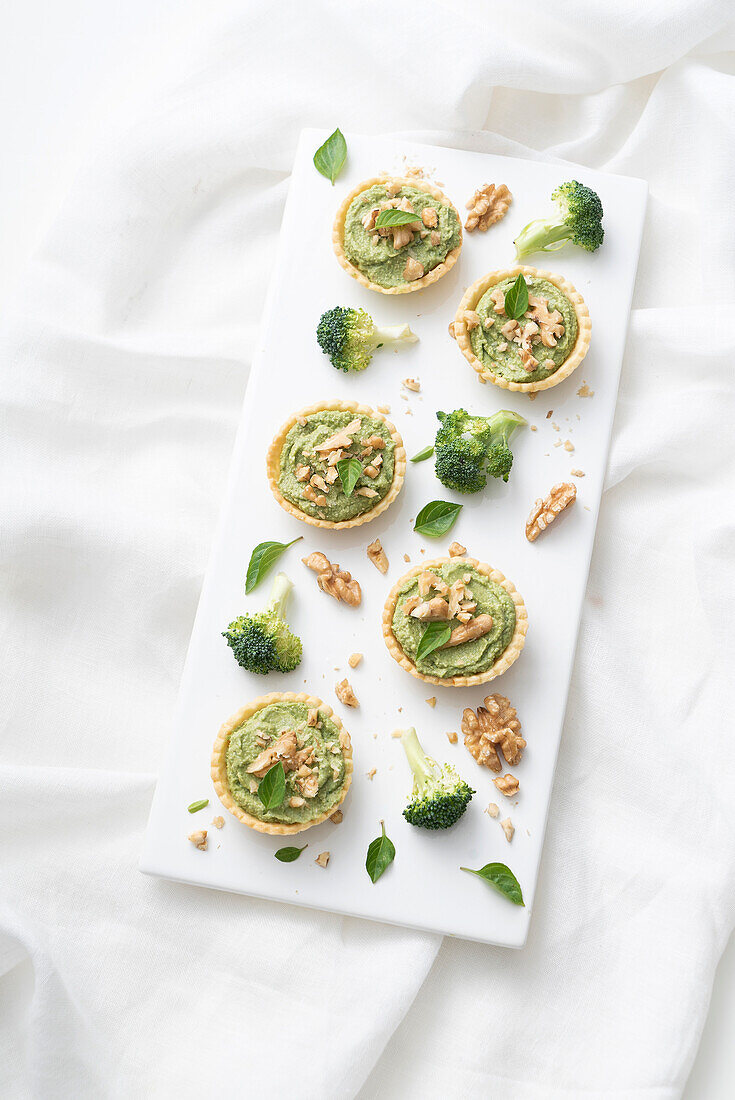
[2,3,734,1097]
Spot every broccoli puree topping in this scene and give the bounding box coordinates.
[278,410,395,521]
[226,700,347,824]
[471,276,578,384]
[343,183,461,289]
[392,562,516,678]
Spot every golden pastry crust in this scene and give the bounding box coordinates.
[332,176,463,295]
[453,266,591,393]
[266,399,406,530]
[211,692,353,836]
[381,557,528,688]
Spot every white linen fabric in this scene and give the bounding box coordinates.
[2,2,734,1097]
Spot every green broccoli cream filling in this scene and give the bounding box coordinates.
[278,410,395,522]
[470,276,578,385]
[342,183,461,289]
[226,701,347,825]
[392,562,516,679]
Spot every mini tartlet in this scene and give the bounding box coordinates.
[382,557,527,688]
[333,176,462,294]
[211,692,353,835]
[454,266,591,393]
[267,399,406,530]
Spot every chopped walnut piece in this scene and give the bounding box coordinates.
[425,697,437,708]
[421,206,438,228]
[366,538,389,574]
[298,773,319,799]
[430,230,441,246]
[441,614,493,648]
[247,729,299,777]
[188,830,207,851]
[366,768,377,780]
[403,256,424,281]
[485,802,500,819]
[248,779,259,794]
[525,482,577,542]
[463,310,482,331]
[364,464,380,478]
[461,695,526,773]
[289,796,306,808]
[330,810,343,824]
[315,417,363,454]
[315,851,330,868]
[570,468,585,477]
[355,487,378,499]
[211,816,224,829]
[494,773,520,796]
[402,595,421,615]
[348,652,363,669]
[310,474,329,493]
[402,377,421,392]
[307,708,319,728]
[335,678,359,707]
[464,183,512,232]
[303,552,362,606]
[295,465,310,482]
[446,731,458,745]
[563,440,574,452]
[448,540,467,557]
[325,466,339,484]
[501,817,515,843]
[577,382,594,397]
[490,287,506,314]
[411,597,452,622]
[366,434,385,450]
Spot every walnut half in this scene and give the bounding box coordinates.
[461,694,526,772]
[525,482,577,542]
[464,183,512,232]
[303,552,361,606]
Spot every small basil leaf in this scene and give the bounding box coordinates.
[275,844,307,863]
[187,799,209,814]
[374,208,421,228]
[245,537,303,594]
[365,821,396,884]
[414,500,463,538]
[258,762,286,812]
[313,129,347,185]
[336,456,363,497]
[460,862,525,906]
[503,274,529,321]
[416,621,452,661]
[410,445,434,463]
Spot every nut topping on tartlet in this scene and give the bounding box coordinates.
[335,679,359,708]
[525,482,577,542]
[464,183,512,233]
[303,552,362,606]
[315,418,363,454]
[494,773,520,796]
[403,256,425,282]
[410,597,453,622]
[462,695,526,772]
[366,538,389,574]
[442,614,494,648]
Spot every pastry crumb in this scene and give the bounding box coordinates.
[528,393,537,401]
[188,830,208,851]
[315,851,330,868]
[425,697,437,708]
[377,404,391,414]
[335,678,359,707]
[330,810,343,824]
[530,424,537,431]
[501,817,515,842]
[391,730,403,738]
[348,652,363,669]
[367,768,377,780]
[446,731,458,744]
[211,817,224,830]
[485,803,500,819]
[577,382,594,398]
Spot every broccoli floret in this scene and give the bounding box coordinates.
[316,306,417,372]
[222,572,302,675]
[434,407,527,493]
[514,180,604,260]
[400,727,474,830]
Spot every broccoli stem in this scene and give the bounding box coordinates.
[400,727,436,794]
[372,323,418,349]
[265,571,293,620]
[490,409,527,437]
[515,218,571,259]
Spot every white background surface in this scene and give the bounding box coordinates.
[1,1,733,1096]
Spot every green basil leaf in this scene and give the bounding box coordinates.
[245,537,302,594]
[416,621,452,660]
[414,500,463,538]
[336,456,363,497]
[275,844,307,863]
[460,862,525,906]
[374,208,421,228]
[187,799,209,814]
[410,445,434,463]
[365,821,396,884]
[503,274,529,321]
[313,129,347,185]
[258,762,286,812]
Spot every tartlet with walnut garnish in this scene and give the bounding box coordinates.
[333,176,462,294]
[267,400,405,530]
[453,266,591,393]
[211,693,353,835]
[382,557,527,688]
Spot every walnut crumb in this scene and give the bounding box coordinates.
[563,440,575,452]
[211,817,224,829]
[570,468,585,477]
[448,541,467,557]
[425,697,437,708]
[446,731,458,745]
[188,830,208,851]
[546,410,553,419]
[402,378,421,392]
[494,773,520,796]
[367,538,389,574]
[501,817,515,843]
[391,730,403,739]
[464,183,512,232]
[485,802,500,819]
[403,553,411,562]
[348,652,363,669]
[377,404,390,414]
[289,796,305,808]
[530,425,537,431]
[330,809,343,824]
[577,382,594,397]
[367,768,377,780]
[315,851,330,868]
[526,482,577,542]
[335,679,358,707]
